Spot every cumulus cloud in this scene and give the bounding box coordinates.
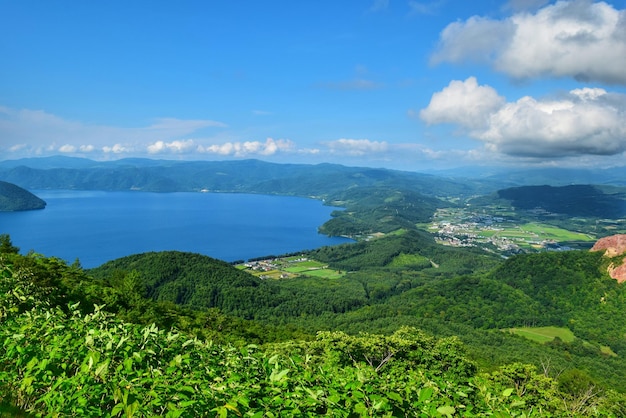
[147,139,198,154]
[479,88,626,157]
[198,138,295,157]
[58,144,77,153]
[432,0,626,84]
[419,77,505,129]
[102,144,132,154]
[421,79,626,158]
[325,139,389,156]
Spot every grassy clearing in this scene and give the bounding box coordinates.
[300,269,344,279]
[601,346,618,357]
[388,253,431,268]
[507,326,575,344]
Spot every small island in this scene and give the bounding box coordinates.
[0,181,46,211]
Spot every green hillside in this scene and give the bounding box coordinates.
[496,185,626,218]
[0,157,498,197]
[0,181,46,211]
[2,237,626,416]
[3,158,626,415]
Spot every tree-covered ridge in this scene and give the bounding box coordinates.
[2,243,626,416]
[0,157,497,197]
[84,233,626,398]
[0,181,46,211]
[89,231,502,322]
[496,184,626,218]
[319,188,446,237]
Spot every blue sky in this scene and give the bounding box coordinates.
[1,0,625,170]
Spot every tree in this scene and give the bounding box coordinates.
[0,234,19,254]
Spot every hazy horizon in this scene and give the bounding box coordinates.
[1,1,625,171]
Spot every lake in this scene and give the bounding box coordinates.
[0,191,352,268]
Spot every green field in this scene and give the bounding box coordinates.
[519,223,593,241]
[479,223,592,242]
[284,260,327,271]
[388,253,431,268]
[241,258,345,279]
[298,268,345,279]
[506,326,575,344]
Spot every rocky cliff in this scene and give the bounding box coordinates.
[591,234,626,283]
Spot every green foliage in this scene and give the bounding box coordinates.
[0,158,494,197]
[3,238,626,415]
[0,181,46,211]
[0,235,19,255]
[309,229,499,274]
[497,184,626,219]
[319,188,446,236]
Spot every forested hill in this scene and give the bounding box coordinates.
[4,234,626,415]
[496,184,626,218]
[0,180,46,211]
[0,156,498,198]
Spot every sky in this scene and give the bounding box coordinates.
[1,0,626,171]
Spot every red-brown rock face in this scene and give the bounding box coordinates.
[591,234,626,283]
[591,234,626,257]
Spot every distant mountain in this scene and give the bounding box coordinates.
[0,181,46,211]
[429,165,626,187]
[496,184,626,218]
[0,157,499,198]
[0,155,101,169]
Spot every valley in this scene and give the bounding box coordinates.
[427,206,599,255]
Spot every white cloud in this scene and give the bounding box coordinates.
[431,17,516,65]
[0,105,227,158]
[419,77,505,129]
[421,79,626,158]
[147,139,198,154]
[325,138,389,156]
[198,138,295,157]
[9,143,27,152]
[432,0,626,84]
[479,88,626,157]
[58,144,77,153]
[102,144,132,154]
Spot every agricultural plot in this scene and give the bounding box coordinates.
[239,257,345,280]
[429,206,598,254]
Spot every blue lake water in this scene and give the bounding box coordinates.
[0,191,352,268]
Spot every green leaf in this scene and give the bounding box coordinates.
[502,388,514,398]
[111,403,124,416]
[418,387,433,403]
[437,405,456,416]
[95,360,109,378]
[269,368,290,383]
[387,392,404,403]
